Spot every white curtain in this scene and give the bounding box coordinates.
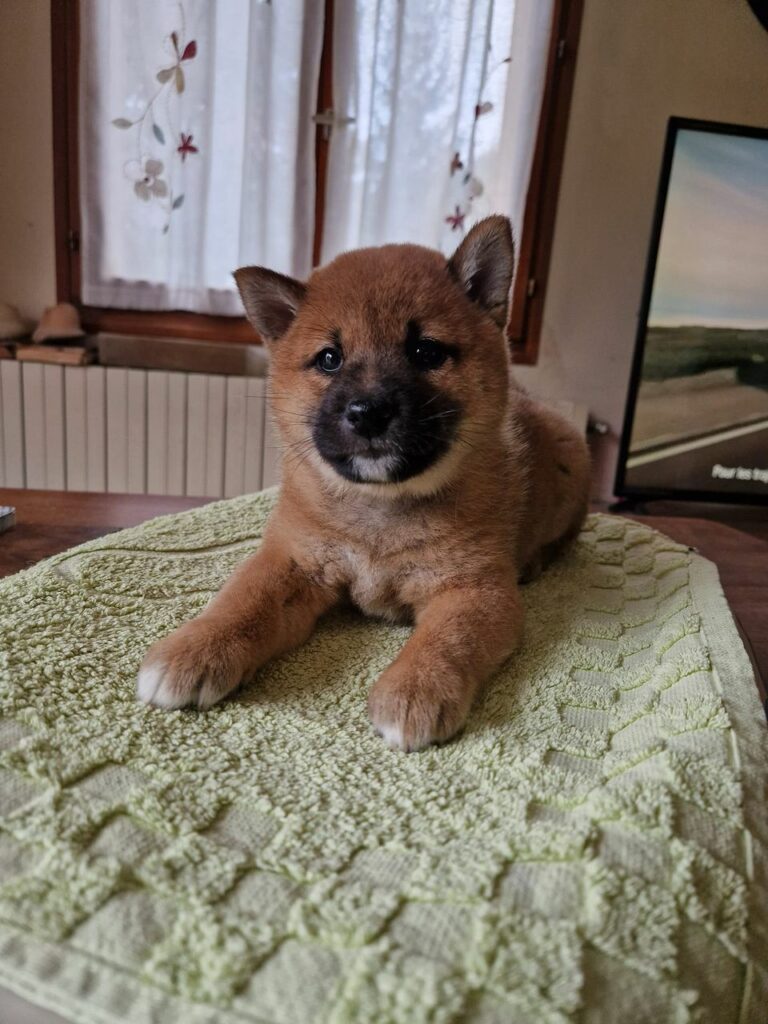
[321,0,555,262]
[79,0,323,314]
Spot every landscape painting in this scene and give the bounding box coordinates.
[625,126,768,497]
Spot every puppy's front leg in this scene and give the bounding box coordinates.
[137,540,338,710]
[368,582,523,752]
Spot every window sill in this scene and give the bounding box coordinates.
[96,332,269,377]
[79,308,259,344]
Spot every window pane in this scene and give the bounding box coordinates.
[321,0,554,262]
[79,0,323,314]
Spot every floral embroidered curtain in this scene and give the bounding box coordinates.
[78,1,553,316]
[79,0,323,314]
[320,0,555,264]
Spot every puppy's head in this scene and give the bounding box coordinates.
[235,216,514,496]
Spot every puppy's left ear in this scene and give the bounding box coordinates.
[448,215,515,328]
[234,266,306,343]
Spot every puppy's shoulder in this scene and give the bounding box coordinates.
[507,387,583,448]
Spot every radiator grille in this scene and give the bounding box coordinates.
[0,363,280,496]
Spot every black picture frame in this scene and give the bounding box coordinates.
[746,0,768,33]
[614,116,768,507]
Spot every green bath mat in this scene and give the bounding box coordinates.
[0,492,766,1023]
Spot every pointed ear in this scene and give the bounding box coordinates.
[448,215,515,328]
[234,266,306,342]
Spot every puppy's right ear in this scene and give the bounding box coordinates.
[448,215,515,328]
[234,266,306,343]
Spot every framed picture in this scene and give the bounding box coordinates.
[615,116,768,505]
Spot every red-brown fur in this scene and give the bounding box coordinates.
[137,217,590,751]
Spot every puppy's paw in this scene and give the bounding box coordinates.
[368,666,472,753]
[137,618,250,711]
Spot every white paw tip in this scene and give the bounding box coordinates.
[136,662,181,709]
[377,722,408,751]
[137,662,162,704]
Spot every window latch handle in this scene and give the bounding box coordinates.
[312,108,356,140]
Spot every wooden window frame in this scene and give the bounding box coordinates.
[51,0,583,362]
[507,0,584,364]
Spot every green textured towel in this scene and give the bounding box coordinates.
[0,492,766,1024]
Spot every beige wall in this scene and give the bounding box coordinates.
[2,1,768,496]
[0,0,56,324]
[517,0,768,497]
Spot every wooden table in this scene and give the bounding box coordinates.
[1,488,766,700]
[0,489,209,577]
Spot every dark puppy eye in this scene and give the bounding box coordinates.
[315,347,343,373]
[407,337,449,371]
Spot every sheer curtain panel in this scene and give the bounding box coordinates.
[79,0,323,314]
[321,0,555,262]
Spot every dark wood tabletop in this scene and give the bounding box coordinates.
[1,488,766,701]
[0,489,210,578]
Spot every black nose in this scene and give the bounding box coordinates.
[345,396,397,438]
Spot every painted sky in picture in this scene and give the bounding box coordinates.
[649,128,768,329]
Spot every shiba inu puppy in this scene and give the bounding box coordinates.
[137,216,590,751]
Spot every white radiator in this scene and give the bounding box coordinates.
[0,362,281,497]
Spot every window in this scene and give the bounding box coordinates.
[52,0,583,362]
[79,0,322,315]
